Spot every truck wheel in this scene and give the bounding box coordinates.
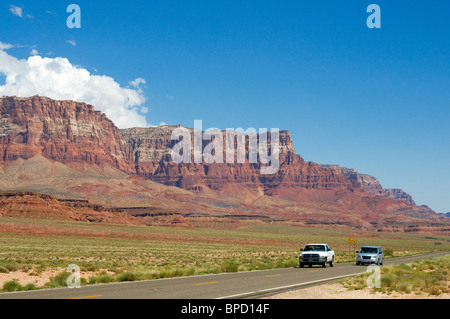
[300,262,304,268]
[322,262,327,268]
[329,257,334,267]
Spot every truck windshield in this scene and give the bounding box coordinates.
[304,245,325,251]
[359,247,378,254]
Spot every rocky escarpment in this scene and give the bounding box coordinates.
[0,96,354,195]
[0,96,431,207]
[0,191,137,224]
[321,164,416,206]
[0,96,448,233]
[0,96,417,203]
[0,95,128,171]
[383,188,416,206]
[121,126,354,193]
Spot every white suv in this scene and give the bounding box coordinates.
[356,246,383,265]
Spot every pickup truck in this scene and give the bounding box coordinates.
[299,243,335,268]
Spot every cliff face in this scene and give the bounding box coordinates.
[321,164,416,206]
[383,189,416,206]
[0,96,420,208]
[0,96,354,195]
[1,96,447,233]
[121,126,354,193]
[0,95,128,171]
[0,191,138,224]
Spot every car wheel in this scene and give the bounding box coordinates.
[329,257,334,267]
[300,263,304,268]
[322,262,327,268]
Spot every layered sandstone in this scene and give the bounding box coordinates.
[0,96,417,204]
[321,164,416,206]
[0,95,128,171]
[0,191,137,224]
[0,96,447,233]
[121,126,354,193]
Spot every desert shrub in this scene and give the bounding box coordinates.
[380,273,395,288]
[221,259,238,272]
[3,280,22,292]
[172,267,186,277]
[397,264,413,271]
[89,271,113,284]
[5,262,21,272]
[22,283,37,291]
[45,271,71,288]
[158,267,186,278]
[430,269,447,283]
[158,267,174,279]
[201,266,220,274]
[0,266,9,273]
[81,262,104,272]
[395,281,413,294]
[280,258,298,268]
[185,265,197,276]
[384,249,394,257]
[342,273,367,291]
[117,272,137,282]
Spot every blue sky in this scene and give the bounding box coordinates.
[1,1,449,213]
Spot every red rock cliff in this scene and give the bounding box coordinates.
[121,126,354,193]
[0,95,128,171]
[0,96,355,195]
[0,96,420,205]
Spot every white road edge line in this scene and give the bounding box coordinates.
[215,272,364,299]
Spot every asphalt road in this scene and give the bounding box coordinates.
[0,251,447,299]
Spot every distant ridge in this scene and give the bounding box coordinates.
[320,164,416,206]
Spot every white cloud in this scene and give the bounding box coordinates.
[46,10,57,16]
[9,5,33,19]
[0,42,14,50]
[66,40,77,47]
[129,78,146,88]
[0,46,148,129]
[9,5,23,17]
[30,48,38,56]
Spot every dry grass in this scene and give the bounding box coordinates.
[340,255,450,296]
[0,217,448,291]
